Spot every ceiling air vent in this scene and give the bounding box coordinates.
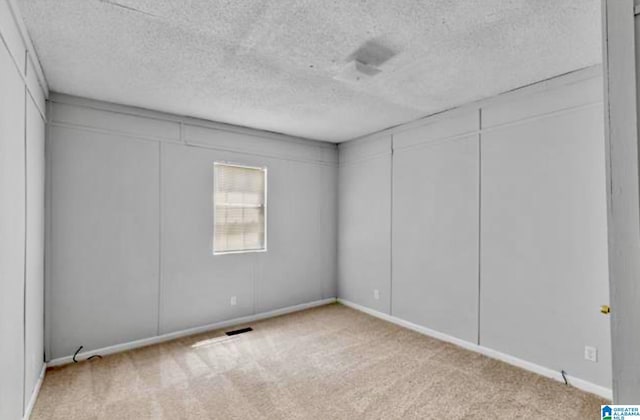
[334,39,397,83]
[334,60,382,82]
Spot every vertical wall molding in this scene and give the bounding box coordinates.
[389,135,394,316]
[44,99,53,364]
[476,108,482,347]
[0,1,47,418]
[601,0,640,404]
[156,141,163,337]
[21,60,28,415]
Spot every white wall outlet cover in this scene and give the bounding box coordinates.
[584,346,597,362]
[230,296,237,306]
[374,289,380,300]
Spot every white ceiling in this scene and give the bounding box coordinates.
[19,0,601,142]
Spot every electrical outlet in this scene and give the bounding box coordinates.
[584,346,597,362]
[230,296,237,306]
[374,289,380,300]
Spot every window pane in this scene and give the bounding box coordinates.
[214,163,266,254]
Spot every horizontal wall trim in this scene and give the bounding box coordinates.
[48,122,181,145]
[23,363,45,420]
[479,100,603,134]
[339,134,392,165]
[183,140,338,167]
[392,101,603,154]
[48,95,338,166]
[338,150,392,166]
[49,93,337,151]
[340,84,603,161]
[392,108,480,150]
[337,298,612,401]
[47,298,337,367]
[48,122,338,167]
[393,131,480,154]
[50,101,182,142]
[342,65,603,145]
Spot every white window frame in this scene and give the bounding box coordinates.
[213,161,268,256]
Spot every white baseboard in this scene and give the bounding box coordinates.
[48,298,337,367]
[337,298,612,401]
[23,363,46,420]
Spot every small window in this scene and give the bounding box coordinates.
[213,162,267,255]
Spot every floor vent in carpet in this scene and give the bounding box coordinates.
[225,327,253,336]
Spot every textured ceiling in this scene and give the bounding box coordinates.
[19,0,601,142]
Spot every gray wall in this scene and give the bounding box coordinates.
[480,82,610,387]
[46,94,338,360]
[0,0,47,418]
[337,67,612,389]
[338,135,391,314]
[392,113,480,344]
[48,124,160,358]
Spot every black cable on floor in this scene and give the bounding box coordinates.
[72,345,102,363]
[561,370,568,385]
[72,346,83,363]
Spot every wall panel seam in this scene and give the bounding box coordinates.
[390,101,604,154]
[341,67,602,144]
[44,100,52,362]
[480,101,603,132]
[48,95,336,150]
[21,70,28,417]
[339,151,392,166]
[389,135,394,316]
[183,141,338,166]
[477,108,482,347]
[48,121,181,144]
[383,102,603,156]
[394,132,481,153]
[156,142,162,336]
[47,121,338,167]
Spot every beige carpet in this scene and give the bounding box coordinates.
[32,303,606,419]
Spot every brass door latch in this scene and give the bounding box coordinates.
[600,305,611,315]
